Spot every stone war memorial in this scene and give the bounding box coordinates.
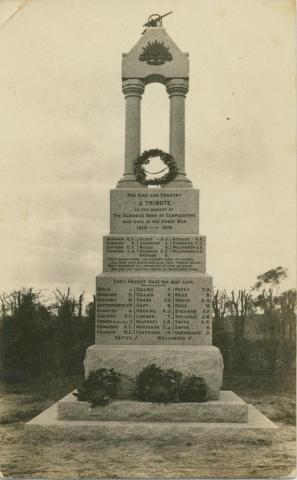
[27,14,276,441]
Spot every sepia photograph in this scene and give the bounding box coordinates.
[0,0,296,478]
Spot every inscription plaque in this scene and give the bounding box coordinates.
[103,234,206,272]
[96,274,212,345]
[110,189,199,234]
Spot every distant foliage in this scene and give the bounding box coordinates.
[74,369,121,407]
[0,288,95,382]
[0,289,53,379]
[252,266,288,291]
[212,267,296,377]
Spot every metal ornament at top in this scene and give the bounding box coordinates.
[143,11,173,28]
[142,11,173,33]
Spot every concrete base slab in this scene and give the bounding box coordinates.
[26,401,277,443]
[57,391,248,423]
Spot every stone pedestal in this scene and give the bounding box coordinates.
[91,186,218,386]
[84,345,222,399]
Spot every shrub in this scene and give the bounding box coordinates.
[179,375,208,402]
[73,368,120,407]
[136,364,182,403]
[136,364,209,404]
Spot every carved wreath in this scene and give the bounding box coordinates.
[134,149,178,186]
[139,41,173,65]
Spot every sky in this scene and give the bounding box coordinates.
[0,0,296,301]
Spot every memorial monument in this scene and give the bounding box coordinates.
[85,14,221,397]
[27,15,276,440]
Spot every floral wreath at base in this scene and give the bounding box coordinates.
[134,148,178,186]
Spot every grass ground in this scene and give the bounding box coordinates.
[0,373,295,479]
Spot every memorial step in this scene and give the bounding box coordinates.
[57,391,248,423]
[26,402,277,442]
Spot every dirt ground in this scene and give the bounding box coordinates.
[0,374,295,479]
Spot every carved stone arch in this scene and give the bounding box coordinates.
[144,74,167,85]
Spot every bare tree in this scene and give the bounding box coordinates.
[279,289,296,342]
[78,293,84,321]
[0,288,41,318]
[212,289,227,332]
[225,289,252,342]
[253,288,282,344]
[53,288,78,315]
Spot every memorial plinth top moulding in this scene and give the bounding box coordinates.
[117,14,192,188]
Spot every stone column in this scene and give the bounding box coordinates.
[166,79,192,187]
[117,79,145,188]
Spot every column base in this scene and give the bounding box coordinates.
[117,174,193,188]
[163,173,193,188]
[116,174,146,189]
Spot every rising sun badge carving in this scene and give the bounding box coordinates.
[139,41,173,65]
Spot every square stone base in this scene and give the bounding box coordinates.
[25,401,277,443]
[84,344,223,400]
[57,391,248,423]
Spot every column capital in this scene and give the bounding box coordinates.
[166,79,189,97]
[122,79,145,98]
